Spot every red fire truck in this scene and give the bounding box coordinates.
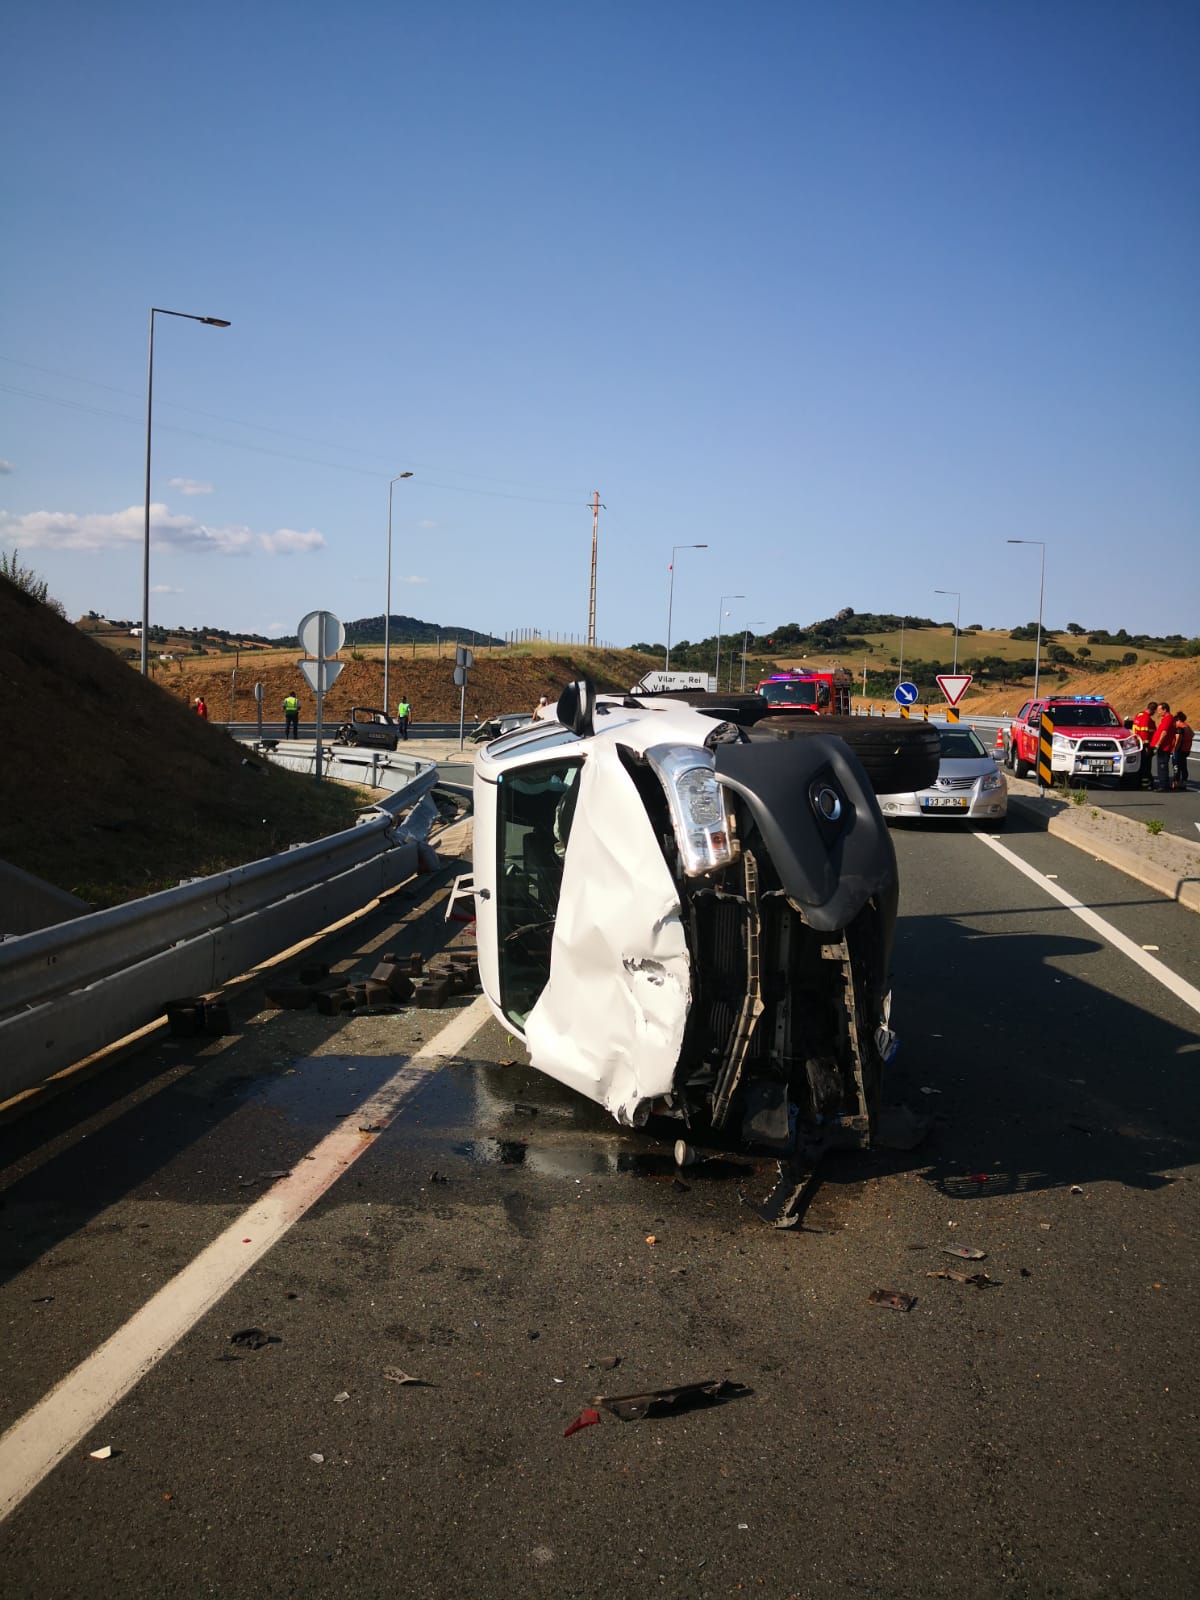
[755,668,853,715]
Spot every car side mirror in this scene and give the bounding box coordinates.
[557,679,596,736]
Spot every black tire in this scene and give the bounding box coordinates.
[646,690,771,725]
[751,715,941,793]
[1013,750,1031,779]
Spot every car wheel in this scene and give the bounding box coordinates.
[1013,750,1031,779]
[654,690,772,725]
[755,715,941,793]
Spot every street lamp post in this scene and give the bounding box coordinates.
[665,543,708,671]
[384,471,414,712]
[934,588,961,674]
[715,593,745,690]
[740,621,768,692]
[1007,540,1047,700]
[142,307,230,675]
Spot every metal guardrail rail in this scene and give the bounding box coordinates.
[0,762,440,1104]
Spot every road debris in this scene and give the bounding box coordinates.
[88,1446,113,1461]
[563,1408,601,1438]
[1070,1184,1084,1194]
[333,1391,350,1404]
[867,1289,915,1312]
[309,1453,325,1464]
[926,1269,998,1288]
[596,1355,621,1370]
[382,1366,426,1386]
[943,1246,986,1260]
[593,1379,742,1421]
[229,1328,280,1350]
[645,1235,657,1245]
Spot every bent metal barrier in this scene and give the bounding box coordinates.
[0,761,440,1104]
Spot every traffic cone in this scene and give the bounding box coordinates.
[994,730,1004,753]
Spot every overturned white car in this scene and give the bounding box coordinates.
[463,684,938,1179]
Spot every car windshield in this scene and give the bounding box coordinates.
[1048,704,1121,729]
[938,729,988,758]
[760,681,819,706]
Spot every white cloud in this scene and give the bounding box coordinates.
[417,518,437,529]
[0,460,14,475]
[168,477,213,496]
[259,527,325,555]
[397,574,429,585]
[151,583,183,594]
[0,504,326,559]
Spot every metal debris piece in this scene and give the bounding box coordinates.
[1070,1184,1084,1194]
[89,1445,113,1461]
[229,1328,279,1350]
[563,1408,601,1438]
[333,1391,350,1404]
[593,1378,740,1422]
[309,1453,325,1464]
[926,1269,997,1288]
[382,1366,423,1385]
[943,1246,986,1260]
[867,1289,915,1312]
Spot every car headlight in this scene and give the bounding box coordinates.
[1052,733,1076,751]
[645,745,737,876]
[980,772,1004,792]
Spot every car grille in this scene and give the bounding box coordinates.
[1077,739,1121,752]
[936,776,976,792]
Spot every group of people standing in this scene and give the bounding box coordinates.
[281,693,410,740]
[1130,702,1191,792]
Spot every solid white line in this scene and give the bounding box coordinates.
[975,833,1200,1017]
[0,995,491,1525]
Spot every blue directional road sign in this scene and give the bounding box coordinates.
[894,681,919,706]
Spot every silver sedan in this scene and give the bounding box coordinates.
[877,726,1008,827]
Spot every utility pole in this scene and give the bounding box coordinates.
[587,491,604,647]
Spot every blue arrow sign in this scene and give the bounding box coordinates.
[894,681,919,705]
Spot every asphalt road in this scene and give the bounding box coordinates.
[1,812,1197,1598]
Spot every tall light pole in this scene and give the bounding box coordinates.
[587,491,605,647]
[383,472,414,711]
[142,307,230,675]
[665,543,707,671]
[740,620,768,692]
[934,588,961,674]
[715,593,745,689]
[1007,539,1046,701]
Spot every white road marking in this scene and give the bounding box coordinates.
[975,833,1200,1018]
[0,995,491,1526]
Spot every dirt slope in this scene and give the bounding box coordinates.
[154,647,662,724]
[0,579,364,908]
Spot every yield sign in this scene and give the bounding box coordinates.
[936,673,973,706]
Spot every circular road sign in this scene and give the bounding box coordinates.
[297,609,345,658]
[894,681,919,706]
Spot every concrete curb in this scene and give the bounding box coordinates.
[1007,784,1200,914]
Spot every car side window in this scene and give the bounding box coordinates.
[495,759,583,1028]
[1015,703,1031,725]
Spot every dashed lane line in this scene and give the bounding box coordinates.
[975,832,1200,1017]
[0,994,491,1526]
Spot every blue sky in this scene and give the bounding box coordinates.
[2,1,1197,646]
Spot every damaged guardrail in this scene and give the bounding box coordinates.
[0,762,440,1103]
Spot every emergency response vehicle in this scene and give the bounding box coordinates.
[756,667,853,715]
[1004,695,1139,783]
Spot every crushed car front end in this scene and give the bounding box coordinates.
[471,694,902,1156]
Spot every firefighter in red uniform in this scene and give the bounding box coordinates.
[1130,701,1157,788]
[1171,711,1192,791]
[1150,703,1177,793]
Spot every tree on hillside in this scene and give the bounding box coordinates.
[0,548,66,618]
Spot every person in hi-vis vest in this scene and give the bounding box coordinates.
[396,698,411,741]
[283,693,300,739]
